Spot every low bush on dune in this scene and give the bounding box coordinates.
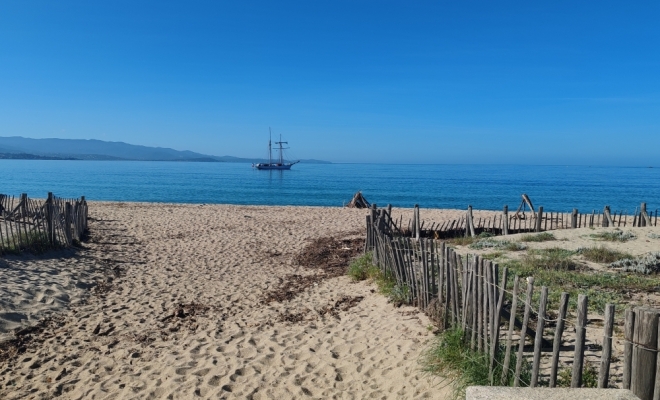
[523,248,578,271]
[519,232,555,242]
[421,326,530,399]
[609,252,660,275]
[469,239,526,251]
[590,229,636,242]
[348,252,411,305]
[447,236,475,246]
[577,246,632,264]
[347,252,379,281]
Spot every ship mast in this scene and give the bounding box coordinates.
[268,127,272,165]
[275,134,288,165]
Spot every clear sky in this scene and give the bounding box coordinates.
[1,1,658,165]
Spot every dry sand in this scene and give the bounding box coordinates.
[2,204,657,398]
[0,203,466,399]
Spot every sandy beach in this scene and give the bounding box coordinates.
[0,203,476,399]
[2,203,659,399]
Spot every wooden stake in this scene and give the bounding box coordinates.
[598,303,615,388]
[549,292,569,388]
[571,294,588,388]
[514,277,534,387]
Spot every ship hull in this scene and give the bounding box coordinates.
[254,163,294,170]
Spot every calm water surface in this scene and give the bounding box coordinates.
[1,161,658,212]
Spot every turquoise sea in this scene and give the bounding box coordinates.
[1,161,658,213]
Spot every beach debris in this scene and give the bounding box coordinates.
[295,237,364,276]
[277,308,310,323]
[160,302,209,333]
[0,316,63,363]
[263,274,324,303]
[317,296,364,320]
[262,236,364,304]
[513,193,535,219]
[345,191,370,209]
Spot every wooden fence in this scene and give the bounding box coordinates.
[382,202,658,239]
[366,208,660,399]
[0,192,88,255]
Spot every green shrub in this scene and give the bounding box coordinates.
[482,251,505,260]
[519,232,555,242]
[524,248,578,271]
[590,229,636,242]
[448,236,475,246]
[610,252,660,274]
[469,239,526,251]
[557,363,598,388]
[347,252,379,281]
[421,327,530,399]
[578,246,632,264]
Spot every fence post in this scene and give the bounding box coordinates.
[46,192,54,245]
[535,206,543,232]
[81,196,88,231]
[572,295,588,387]
[503,205,509,235]
[501,275,519,385]
[624,308,635,390]
[467,205,476,237]
[489,266,507,385]
[64,202,73,245]
[414,204,420,240]
[641,202,652,227]
[598,303,615,388]
[571,209,578,229]
[631,307,659,400]
[549,292,569,387]
[514,277,535,387]
[531,286,548,387]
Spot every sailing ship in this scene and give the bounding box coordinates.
[253,129,299,170]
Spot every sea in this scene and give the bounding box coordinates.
[1,161,658,213]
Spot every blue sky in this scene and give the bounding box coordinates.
[1,1,658,164]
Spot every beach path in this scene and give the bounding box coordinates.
[0,203,448,399]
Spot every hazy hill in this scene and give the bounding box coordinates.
[0,137,330,163]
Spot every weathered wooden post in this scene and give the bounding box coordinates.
[641,202,652,227]
[502,205,509,235]
[64,202,73,245]
[46,192,54,245]
[549,292,570,387]
[531,286,548,387]
[414,204,420,240]
[501,275,519,385]
[467,205,476,237]
[365,215,372,253]
[20,193,28,216]
[572,294,588,387]
[81,196,88,232]
[535,206,543,232]
[631,307,659,400]
[514,277,535,387]
[598,303,615,388]
[571,209,578,229]
[604,206,614,227]
[624,308,635,389]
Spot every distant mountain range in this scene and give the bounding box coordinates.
[0,136,330,164]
